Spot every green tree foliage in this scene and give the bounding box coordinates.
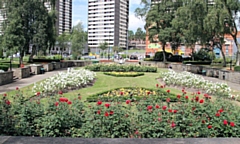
[135,28,146,40]
[0,0,57,63]
[71,22,87,60]
[57,32,70,59]
[128,30,135,40]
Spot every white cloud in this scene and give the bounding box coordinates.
[129,11,145,32]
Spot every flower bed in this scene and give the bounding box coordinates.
[103,72,144,77]
[85,64,157,72]
[1,88,240,138]
[32,69,96,96]
[159,70,231,97]
[86,87,177,102]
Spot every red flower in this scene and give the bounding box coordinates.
[59,97,68,102]
[215,113,220,117]
[5,100,10,105]
[218,109,224,113]
[195,96,199,102]
[160,85,164,88]
[58,91,63,95]
[126,100,131,104]
[199,99,204,103]
[147,91,151,95]
[223,120,228,125]
[182,89,185,93]
[204,94,209,97]
[192,107,196,111]
[147,105,153,110]
[135,130,139,135]
[155,104,160,109]
[3,93,7,97]
[156,84,159,87]
[36,92,41,96]
[185,96,189,99]
[55,102,59,106]
[16,87,19,90]
[110,111,114,115]
[230,122,235,127]
[104,112,109,117]
[173,110,178,113]
[171,122,176,128]
[197,91,201,95]
[97,100,102,105]
[166,98,171,103]
[167,90,170,93]
[202,120,206,124]
[104,103,110,108]
[67,101,72,105]
[177,94,181,99]
[208,125,212,129]
[168,109,172,113]
[162,106,167,110]
[97,110,101,114]
[120,91,124,95]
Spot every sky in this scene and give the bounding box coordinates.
[72,0,145,32]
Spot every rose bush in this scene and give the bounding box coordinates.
[159,70,231,97]
[32,69,96,96]
[1,86,239,138]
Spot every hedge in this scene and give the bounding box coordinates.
[183,61,211,65]
[31,59,61,63]
[85,64,157,73]
[0,63,19,68]
[0,65,9,71]
[234,66,240,72]
[103,72,144,77]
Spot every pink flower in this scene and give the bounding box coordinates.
[97,100,102,105]
[97,110,101,114]
[120,91,124,95]
[59,97,68,102]
[197,91,201,95]
[126,100,131,104]
[36,92,41,96]
[166,98,171,103]
[110,111,114,115]
[173,110,178,113]
[218,109,224,113]
[155,104,160,109]
[171,122,176,128]
[104,103,110,108]
[223,120,228,125]
[208,125,212,129]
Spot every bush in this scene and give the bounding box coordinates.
[182,61,211,65]
[0,63,19,68]
[85,64,157,73]
[234,66,240,72]
[167,55,182,62]
[143,58,154,61]
[1,88,240,138]
[103,72,144,77]
[154,51,173,61]
[0,65,9,71]
[32,59,61,63]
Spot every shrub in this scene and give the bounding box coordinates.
[103,72,144,77]
[143,58,154,61]
[234,66,240,72]
[85,64,157,73]
[182,61,211,65]
[154,51,173,61]
[0,65,9,71]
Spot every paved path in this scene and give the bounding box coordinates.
[0,68,68,94]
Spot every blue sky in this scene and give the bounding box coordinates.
[72,0,145,32]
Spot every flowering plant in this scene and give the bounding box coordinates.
[159,70,231,97]
[32,69,96,96]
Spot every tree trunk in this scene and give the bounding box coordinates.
[19,49,24,67]
[191,45,194,61]
[162,44,166,62]
[236,51,240,66]
[220,46,227,67]
[29,45,36,63]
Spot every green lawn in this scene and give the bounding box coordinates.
[123,49,145,54]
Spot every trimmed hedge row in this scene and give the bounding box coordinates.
[103,72,144,77]
[234,66,240,72]
[86,87,177,102]
[85,64,157,72]
[183,61,211,65]
[0,63,19,68]
[0,65,9,71]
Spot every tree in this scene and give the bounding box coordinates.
[135,28,146,40]
[172,0,208,60]
[71,22,87,60]
[128,30,135,40]
[146,0,182,62]
[112,46,123,54]
[57,32,70,59]
[99,41,108,58]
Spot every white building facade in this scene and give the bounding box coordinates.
[87,0,129,53]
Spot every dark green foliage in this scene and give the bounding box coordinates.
[154,52,173,61]
[182,61,211,65]
[234,66,240,72]
[0,65,9,71]
[85,64,157,73]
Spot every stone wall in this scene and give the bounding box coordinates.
[43,63,53,72]
[52,62,61,70]
[13,67,30,79]
[0,71,13,86]
[30,65,43,75]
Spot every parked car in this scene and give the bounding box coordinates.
[130,55,138,60]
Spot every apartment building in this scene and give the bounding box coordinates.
[87,0,129,53]
[45,0,72,35]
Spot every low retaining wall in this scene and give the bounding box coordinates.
[0,71,13,86]
[43,63,53,72]
[52,62,61,70]
[13,67,31,79]
[30,65,43,75]
[71,60,92,67]
[141,61,240,84]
